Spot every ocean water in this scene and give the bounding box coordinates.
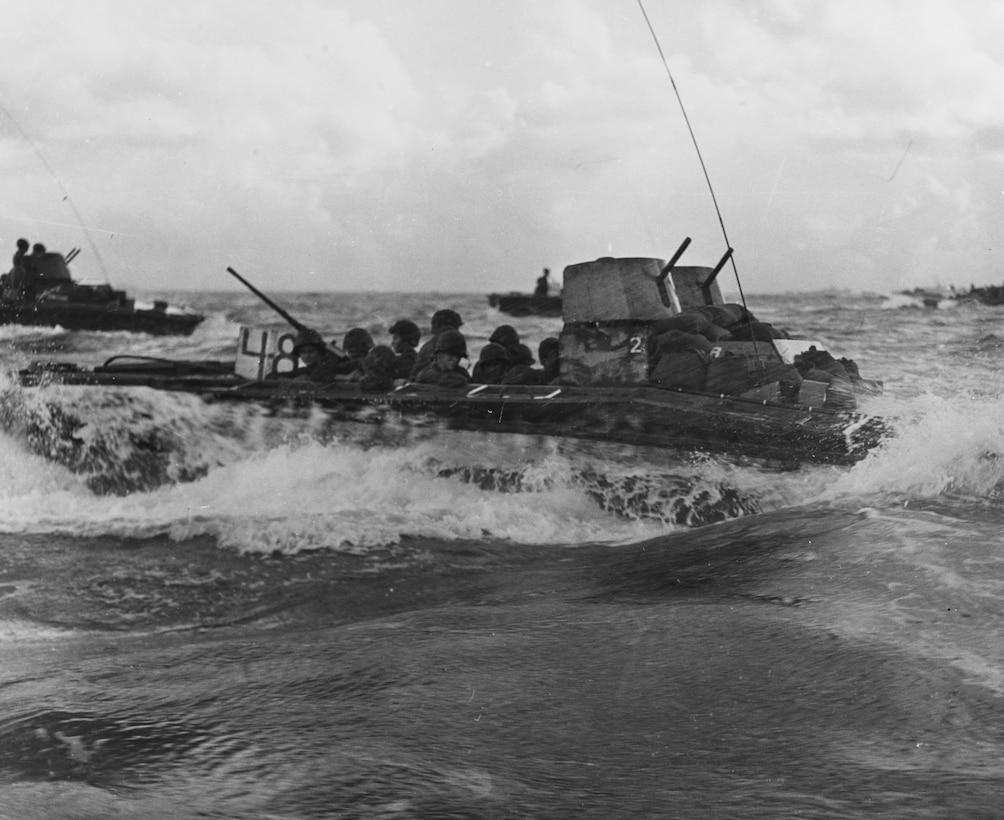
[1,287,1004,819]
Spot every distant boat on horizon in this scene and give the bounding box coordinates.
[0,243,204,336]
[488,267,563,317]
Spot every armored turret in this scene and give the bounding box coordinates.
[558,241,729,385]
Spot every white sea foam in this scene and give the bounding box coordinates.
[0,424,675,552]
[823,391,1004,502]
[0,371,801,551]
[13,380,1002,553]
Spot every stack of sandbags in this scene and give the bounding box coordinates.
[646,307,879,409]
[793,346,883,410]
[648,328,713,391]
[647,305,784,394]
[793,347,856,409]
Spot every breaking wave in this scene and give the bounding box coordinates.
[3,375,1004,553]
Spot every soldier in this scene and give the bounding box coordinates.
[500,343,544,385]
[414,329,470,388]
[4,238,30,299]
[17,242,47,299]
[488,324,520,359]
[534,267,550,297]
[471,342,510,384]
[280,329,347,382]
[388,318,421,379]
[410,308,463,378]
[12,237,29,269]
[360,345,398,392]
[329,328,374,379]
[407,309,461,379]
[538,337,560,383]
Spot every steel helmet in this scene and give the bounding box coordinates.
[292,328,326,354]
[489,324,519,350]
[478,342,509,363]
[434,329,468,357]
[538,337,559,361]
[342,328,374,358]
[431,309,463,332]
[388,318,420,347]
[509,343,535,366]
[363,344,397,376]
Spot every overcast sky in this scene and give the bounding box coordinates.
[1,0,1002,294]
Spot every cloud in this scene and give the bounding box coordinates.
[0,0,1001,294]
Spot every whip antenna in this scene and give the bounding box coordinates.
[636,0,749,309]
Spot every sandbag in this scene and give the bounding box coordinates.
[797,350,859,408]
[705,354,758,396]
[795,348,850,382]
[696,303,754,328]
[650,312,714,336]
[838,356,861,380]
[700,324,733,342]
[728,321,788,341]
[649,350,707,391]
[651,329,714,355]
[798,364,836,384]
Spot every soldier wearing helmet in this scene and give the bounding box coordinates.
[488,324,520,355]
[292,328,325,356]
[343,327,374,357]
[471,342,510,384]
[12,237,28,269]
[275,328,349,382]
[409,308,464,379]
[500,343,544,385]
[388,318,421,379]
[4,238,31,299]
[320,327,374,380]
[414,328,470,388]
[359,344,398,392]
[431,309,463,332]
[538,337,560,383]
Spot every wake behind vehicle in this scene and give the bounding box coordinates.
[18,241,889,468]
[1,245,204,336]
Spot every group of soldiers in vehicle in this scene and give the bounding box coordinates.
[281,307,559,391]
[1,238,52,301]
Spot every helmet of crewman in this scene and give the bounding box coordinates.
[363,344,397,377]
[292,328,326,354]
[342,327,375,359]
[538,337,559,362]
[388,318,421,347]
[477,342,509,363]
[434,329,468,357]
[431,309,463,332]
[489,325,519,350]
[509,343,535,366]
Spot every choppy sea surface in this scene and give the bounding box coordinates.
[2,286,1004,819]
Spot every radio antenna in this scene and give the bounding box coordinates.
[635,0,748,309]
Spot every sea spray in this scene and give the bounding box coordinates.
[822,391,1004,503]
